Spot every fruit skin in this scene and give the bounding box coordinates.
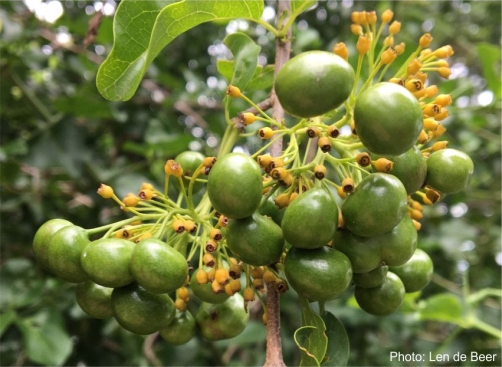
[284,246,353,302]
[207,153,263,219]
[159,310,196,345]
[373,145,427,194]
[341,173,407,237]
[80,238,135,288]
[190,268,229,304]
[274,51,355,118]
[130,238,188,294]
[76,280,113,319]
[111,283,176,335]
[425,148,474,194]
[196,293,249,341]
[354,82,423,155]
[281,188,338,249]
[259,195,285,226]
[226,213,285,266]
[353,265,388,289]
[173,151,206,194]
[355,271,405,316]
[333,215,417,272]
[47,225,90,283]
[33,219,73,270]
[390,248,433,293]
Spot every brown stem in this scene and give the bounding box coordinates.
[263,1,291,367]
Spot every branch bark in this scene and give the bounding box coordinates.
[263,1,291,367]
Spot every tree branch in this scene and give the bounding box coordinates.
[263,1,291,367]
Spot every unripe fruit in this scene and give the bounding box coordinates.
[207,153,263,219]
[354,83,423,155]
[425,148,474,194]
[274,51,355,118]
[355,272,405,316]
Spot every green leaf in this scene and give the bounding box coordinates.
[477,43,501,99]
[296,296,328,366]
[222,32,260,89]
[217,61,274,90]
[18,310,73,366]
[291,0,318,16]
[321,312,349,367]
[295,326,321,367]
[97,0,264,101]
[418,293,464,324]
[0,309,17,338]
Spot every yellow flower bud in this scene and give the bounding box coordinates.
[366,11,377,25]
[356,152,371,167]
[381,9,394,23]
[437,67,451,79]
[416,130,429,145]
[389,21,401,35]
[383,35,394,47]
[372,158,394,173]
[140,182,155,191]
[423,103,441,117]
[350,24,363,36]
[405,78,424,93]
[420,48,432,57]
[423,85,439,98]
[351,11,362,24]
[406,59,423,76]
[434,108,449,121]
[336,185,346,199]
[394,42,406,55]
[239,112,256,125]
[409,208,423,221]
[381,47,397,64]
[434,45,454,58]
[226,85,241,97]
[389,77,404,86]
[122,193,140,207]
[138,188,154,200]
[434,94,452,107]
[318,136,332,153]
[97,184,114,199]
[419,33,433,48]
[258,127,274,139]
[314,164,327,180]
[274,193,290,209]
[356,35,371,55]
[412,219,422,231]
[342,177,355,193]
[431,141,449,152]
[431,123,446,139]
[333,42,349,60]
[423,118,439,131]
[164,159,184,177]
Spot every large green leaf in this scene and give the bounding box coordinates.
[477,43,501,99]
[18,310,73,366]
[295,296,328,366]
[418,293,464,324]
[97,0,264,101]
[0,309,17,338]
[217,60,275,90]
[222,32,260,89]
[321,312,349,367]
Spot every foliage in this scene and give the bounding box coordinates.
[1,1,501,366]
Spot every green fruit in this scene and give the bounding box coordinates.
[354,82,423,155]
[282,188,338,249]
[130,238,188,294]
[81,238,135,288]
[425,148,474,194]
[159,310,196,345]
[76,280,113,319]
[259,195,285,226]
[207,153,263,219]
[332,228,383,273]
[226,213,284,266]
[190,268,229,304]
[47,225,90,283]
[390,248,433,293]
[173,151,206,194]
[378,215,417,267]
[353,265,388,289]
[196,293,249,341]
[284,246,352,302]
[341,173,407,237]
[33,219,73,270]
[275,51,355,118]
[111,283,176,335]
[333,215,417,272]
[373,145,427,194]
[355,272,405,316]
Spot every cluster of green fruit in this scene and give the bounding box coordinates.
[32,9,474,343]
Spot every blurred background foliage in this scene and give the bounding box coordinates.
[0,0,500,366]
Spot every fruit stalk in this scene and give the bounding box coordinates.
[263,1,290,367]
